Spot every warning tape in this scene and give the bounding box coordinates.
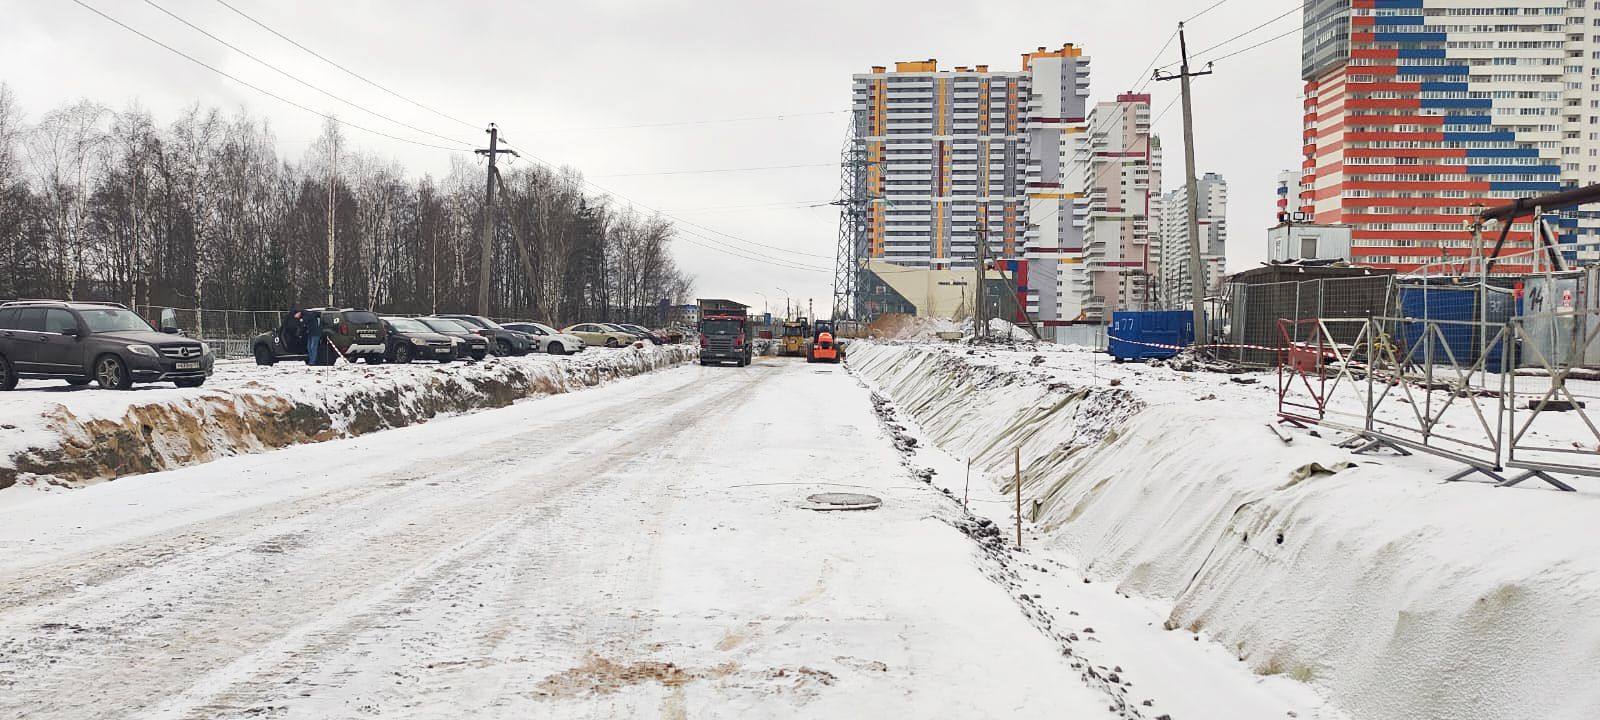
[1105,335,1292,354]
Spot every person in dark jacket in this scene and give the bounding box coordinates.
[303,310,322,365]
[282,307,305,353]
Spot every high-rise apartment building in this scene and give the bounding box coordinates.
[1276,169,1307,217]
[1061,94,1162,321]
[848,45,1091,323]
[1160,172,1228,306]
[1299,0,1600,273]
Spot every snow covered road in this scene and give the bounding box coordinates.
[0,357,1117,719]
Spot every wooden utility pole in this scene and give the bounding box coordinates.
[475,124,517,316]
[1014,447,1022,548]
[1155,22,1213,347]
[326,132,337,307]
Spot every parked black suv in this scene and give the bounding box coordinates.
[0,301,213,390]
[252,307,387,365]
[432,314,533,356]
[379,317,455,364]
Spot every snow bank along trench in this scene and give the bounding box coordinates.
[0,345,695,490]
[847,341,1600,720]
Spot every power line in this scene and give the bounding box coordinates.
[140,0,473,149]
[1130,30,1179,96]
[209,0,479,132]
[69,0,469,152]
[594,162,836,178]
[1158,1,1311,70]
[522,110,849,135]
[1184,0,1233,23]
[495,137,835,267]
[489,146,830,273]
[1209,27,1300,64]
[661,199,834,212]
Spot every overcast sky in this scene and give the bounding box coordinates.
[1,0,1303,317]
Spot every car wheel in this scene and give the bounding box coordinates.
[471,350,487,361]
[0,354,15,391]
[547,342,564,355]
[495,339,512,357]
[605,337,620,348]
[67,378,91,387]
[394,345,413,364]
[254,344,276,366]
[94,354,132,390]
[174,377,205,388]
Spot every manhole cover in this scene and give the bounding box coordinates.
[804,492,882,511]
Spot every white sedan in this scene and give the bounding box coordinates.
[502,322,587,355]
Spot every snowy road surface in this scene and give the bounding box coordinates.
[0,355,1338,719]
[0,358,1120,719]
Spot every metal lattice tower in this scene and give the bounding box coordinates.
[832,114,868,321]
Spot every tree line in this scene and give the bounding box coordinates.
[0,84,695,332]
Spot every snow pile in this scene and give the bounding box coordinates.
[864,314,965,342]
[847,341,1600,720]
[0,345,695,490]
[981,317,1035,342]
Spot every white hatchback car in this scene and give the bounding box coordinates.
[502,322,586,355]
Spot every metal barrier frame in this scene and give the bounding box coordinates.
[1506,308,1600,487]
[1361,315,1510,482]
[1275,314,1592,490]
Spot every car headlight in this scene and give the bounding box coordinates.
[410,337,428,346]
[127,344,158,357]
[201,343,213,356]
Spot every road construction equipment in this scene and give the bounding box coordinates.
[780,320,808,357]
[806,331,841,363]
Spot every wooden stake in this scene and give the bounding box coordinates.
[1014,447,1022,549]
[963,458,971,509]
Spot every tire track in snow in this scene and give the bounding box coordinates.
[0,366,762,720]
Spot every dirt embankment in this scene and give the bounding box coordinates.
[1,346,695,490]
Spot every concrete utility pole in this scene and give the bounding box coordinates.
[974,223,988,340]
[1155,22,1214,347]
[326,132,337,307]
[475,124,517,316]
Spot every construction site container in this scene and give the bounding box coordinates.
[1108,311,1193,361]
[1395,283,1514,372]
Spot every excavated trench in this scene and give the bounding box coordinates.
[1,347,695,490]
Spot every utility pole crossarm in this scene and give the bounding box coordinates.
[1153,22,1212,349]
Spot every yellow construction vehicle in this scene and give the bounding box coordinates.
[780,320,808,357]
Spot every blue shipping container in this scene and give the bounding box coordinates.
[1396,284,1512,372]
[1108,311,1195,361]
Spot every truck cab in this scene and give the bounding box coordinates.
[697,298,752,367]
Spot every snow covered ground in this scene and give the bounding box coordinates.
[0,354,1386,719]
[848,340,1600,720]
[0,345,693,491]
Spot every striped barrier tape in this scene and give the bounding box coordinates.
[1105,335,1312,354]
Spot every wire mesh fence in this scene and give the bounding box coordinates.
[1219,275,1396,367]
[134,306,286,360]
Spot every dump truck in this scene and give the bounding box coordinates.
[697,298,752,366]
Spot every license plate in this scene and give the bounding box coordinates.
[358,331,377,338]
[434,348,451,354]
[176,361,200,370]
